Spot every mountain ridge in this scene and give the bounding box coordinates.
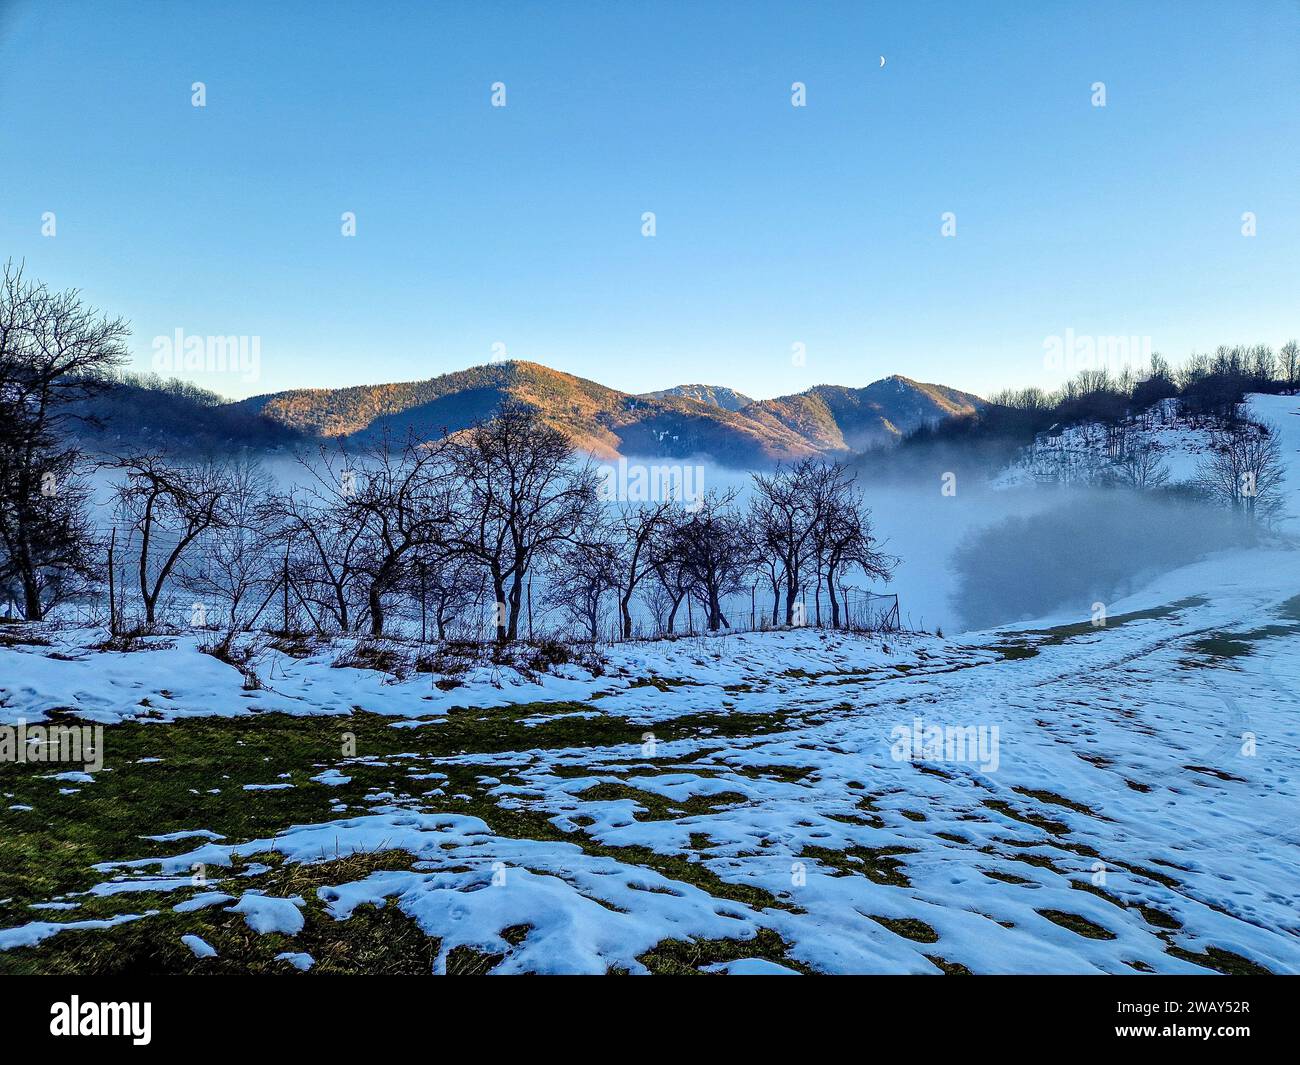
[642,384,754,412]
[89,361,983,466]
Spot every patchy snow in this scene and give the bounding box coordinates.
[181,934,217,959]
[0,624,937,727]
[143,830,225,843]
[0,912,154,950]
[275,951,314,971]
[703,958,800,975]
[173,892,234,913]
[18,541,1290,974]
[226,892,305,935]
[0,632,613,726]
[89,877,194,896]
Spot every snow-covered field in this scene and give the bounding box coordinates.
[3,541,1299,973]
[2,393,1298,974]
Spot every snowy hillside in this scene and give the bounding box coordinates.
[1250,393,1300,528]
[996,393,1300,528]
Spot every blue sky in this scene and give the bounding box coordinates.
[0,0,1296,401]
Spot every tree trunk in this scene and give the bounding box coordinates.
[666,593,682,634]
[368,583,385,637]
[335,583,349,633]
[506,571,524,641]
[707,587,722,631]
[21,565,42,622]
[492,571,508,642]
[139,497,155,627]
[827,566,841,628]
[620,590,634,639]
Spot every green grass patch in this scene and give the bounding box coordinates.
[799,844,914,887]
[575,782,749,821]
[869,914,939,943]
[1036,909,1116,940]
[635,928,811,975]
[1166,944,1272,975]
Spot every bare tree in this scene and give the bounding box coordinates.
[270,446,370,633]
[446,405,599,642]
[814,477,894,628]
[753,551,786,628]
[1195,423,1286,526]
[187,457,278,629]
[1248,344,1276,384]
[1112,440,1171,491]
[648,516,697,635]
[611,500,675,639]
[1280,340,1300,391]
[404,550,484,642]
[672,490,748,631]
[113,455,232,628]
[553,519,621,641]
[0,262,128,619]
[344,433,455,637]
[751,459,827,626]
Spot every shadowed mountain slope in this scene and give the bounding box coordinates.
[103,362,982,465]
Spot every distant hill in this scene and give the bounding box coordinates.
[642,384,754,412]
[70,374,304,455]
[78,362,981,467]
[748,376,984,452]
[233,362,811,465]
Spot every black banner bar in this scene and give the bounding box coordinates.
[0,975,1284,1051]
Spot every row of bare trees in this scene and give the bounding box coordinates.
[1,265,895,637]
[100,425,892,642]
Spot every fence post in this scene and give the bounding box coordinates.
[419,562,428,645]
[106,528,118,636]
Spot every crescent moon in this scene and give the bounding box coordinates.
[879,55,886,68]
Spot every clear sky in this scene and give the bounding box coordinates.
[0,0,1296,401]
